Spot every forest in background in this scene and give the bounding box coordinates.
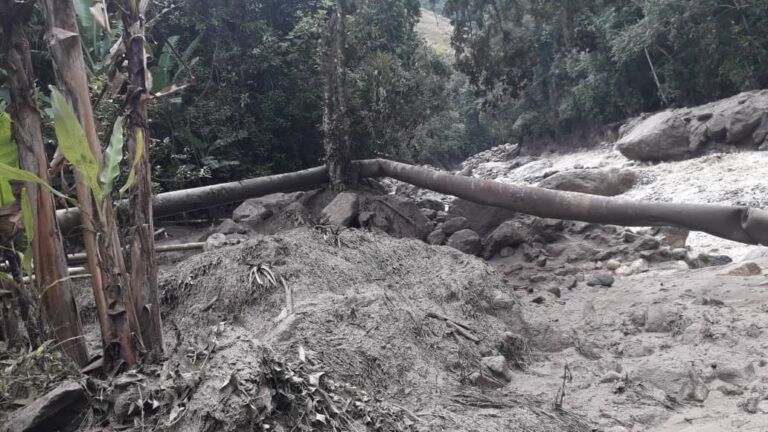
[1,0,768,193]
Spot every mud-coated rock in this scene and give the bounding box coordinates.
[320,192,359,227]
[4,381,87,432]
[659,226,689,249]
[617,111,692,161]
[680,366,710,402]
[442,216,470,235]
[448,198,518,236]
[483,220,531,258]
[633,236,660,251]
[726,262,762,276]
[233,192,304,223]
[481,356,513,381]
[446,229,482,255]
[586,273,615,287]
[688,253,733,269]
[644,305,679,333]
[215,219,248,235]
[537,168,637,196]
[361,195,431,240]
[204,233,228,251]
[426,229,447,245]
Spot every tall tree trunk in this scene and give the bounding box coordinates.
[41,0,141,370]
[322,2,353,191]
[121,0,164,359]
[1,1,88,366]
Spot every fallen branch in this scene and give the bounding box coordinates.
[66,242,204,264]
[426,311,480,343]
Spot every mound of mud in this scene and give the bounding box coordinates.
[158,228,592,431]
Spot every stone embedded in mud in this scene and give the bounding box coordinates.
[600,371,623,383]
[659,226,689,249]
[537,168,637,197]
[633,236,661,251]
[718,383,745,396]
[606,259,621,271]
[586,273,615,287]
[481,356,513,381]
[233,191,304,223]
[361,195,432,240]
[321,192,359,227]
[215,218,248,235]
[630,259,649,273]
[680,366,710,402]
[442,216,470,235]
[447,198,518,236]
[446,229,482,255]
[714,362,756,387]
[615,265,633,276]
[492,292,516,309]
[426,229,447,245]
[644,305,679,333]
[467,371,506,389]
[562,276,577,290]
[4,381,87,432]
[204,233,228,251]
[483,220,532,259]
[546,286,561,298]
[687,253,733,269]
[726,261,762,276]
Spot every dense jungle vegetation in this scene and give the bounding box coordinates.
[2,0,768,192]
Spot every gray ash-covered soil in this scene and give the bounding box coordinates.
[155,227,592,431]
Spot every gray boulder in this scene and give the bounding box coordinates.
[617,111,692,161]
[483,220,532,258]
[233,192,304,224]
[446,229,482,255]
[321,192,359,227]
[361,195,431,240]
[448,199,518,236]
[442,216,470,235]
[537,168,637,196]
[426,229,447,245]
[4,381,88,432]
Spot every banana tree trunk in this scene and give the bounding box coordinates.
[121,0,164,360]
[56,160,768,246]
[1,1,88,366]
[41,0,141,369]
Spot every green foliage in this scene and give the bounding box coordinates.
[50,87,103,203]
[444,0,768,141]
[101,116,125,198]
[119,128,143,196]
[0,114,18,205]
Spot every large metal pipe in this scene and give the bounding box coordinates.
[55,159,768,246]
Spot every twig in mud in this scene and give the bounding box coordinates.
[200,295,219,312]
[553,361,572,410]
[426,312,481,343]
[281,276,294,314]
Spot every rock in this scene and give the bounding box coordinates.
[499,247,516,258]
[714,362,756,387]
[688,253,733,269]
[442,216,471,235]
[630,259,649,273]
[615,266,633,277]
[417,198,445,212]
[743,396,760,413]
[679,366,710,402]
[645,305,679,333]
[233,192,304,224]
[483,220,532,258]
[446,229,482,255]
[600,371,623,383]
[659,226,689,249]
[562,276,577,290]
[537,168,637,196]
[520,244,540,262]
[631,365,689,396]
[633,236,661,251]
[606,259,621,271]
[215,218,247,235]
[361,195,431,240]
[426,229,447,245]
[420,208,437,220]
[640,247,674,263]
[448,198,518,236]
[4,381,87,432]
[629,309,647,327]
[587,273,615,287]
[467,371,506,389]
[726,262,762,276]
[204,233,228,251]
[546,286,561,298]
[726,100,764,143]
[616,111,692,161]
[718,383,744,396]
[671,248,688,261]
[320,192,359,227]
[621,343,655,358]
[754,115,768,147]
[492,292,516,309]
[481,356,513,381]
[535,256,547,267]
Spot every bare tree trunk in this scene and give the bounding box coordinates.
[41,0,141,370]
[322,2,354,191]
[1,1,88,366]
[121,0,164,360]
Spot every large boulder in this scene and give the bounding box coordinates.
[4,381,88,432]
[320,192,359,227]
[360,195,431,240]
[446,229,482,255]
[616,111,692,161]
[448,199,518,237]
[442,216,470,235]
[617,90,768,161]
[537,168,637,196]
